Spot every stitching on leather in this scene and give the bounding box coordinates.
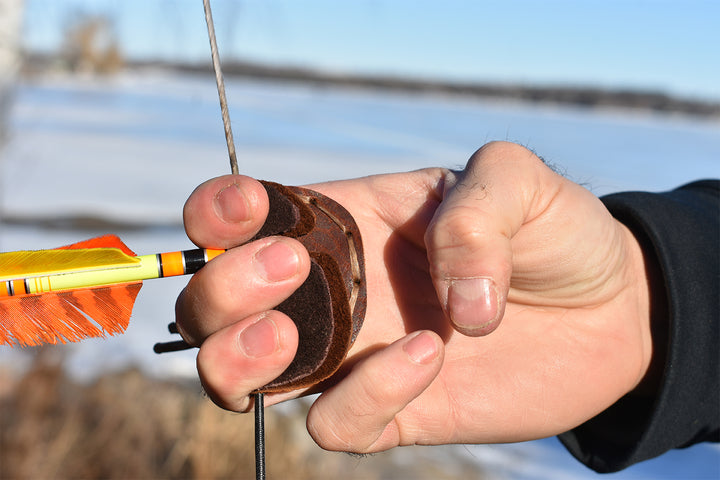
[299,194,363,315]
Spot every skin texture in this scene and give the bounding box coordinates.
[175,141,654,453]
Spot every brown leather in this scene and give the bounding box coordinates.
[253,182,366,393]
[153,182,366,393]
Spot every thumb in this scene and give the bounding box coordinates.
[425,142,540,336]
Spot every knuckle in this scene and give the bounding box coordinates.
[426,206,489,253]
[174,288,207,346]
[197,346,252,413]
[467,141,543,174]
[307,408,354,452]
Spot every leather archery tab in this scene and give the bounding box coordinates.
[255,181,366,393]
[252,182,314,239]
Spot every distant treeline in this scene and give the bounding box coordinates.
[24,53,720,118]
[160,59,720,118]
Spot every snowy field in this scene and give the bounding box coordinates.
[0,71,718,479]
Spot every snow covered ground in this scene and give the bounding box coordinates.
[1,71,718,479]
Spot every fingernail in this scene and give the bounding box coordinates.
[447,277,500,335]
[253,240,300,282]
[403,331,438,365]
[239,316,278,358]
[213,183,250,223]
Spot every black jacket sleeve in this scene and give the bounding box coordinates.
[558,180,720,473]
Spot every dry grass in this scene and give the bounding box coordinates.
[0,348,487,480]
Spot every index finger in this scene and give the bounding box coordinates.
[183,175,270,249]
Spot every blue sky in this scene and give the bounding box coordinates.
[22,0,720,101]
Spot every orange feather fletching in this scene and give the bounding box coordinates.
[0,235,142,347]
[59,234,137,255]
[0,283,141,347]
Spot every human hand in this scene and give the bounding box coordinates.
[175,141,655,452]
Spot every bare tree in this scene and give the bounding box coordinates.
[0,0,24,145]
[61,13,124,74]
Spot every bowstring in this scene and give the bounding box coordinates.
[202,2,264,480]
[203,0,239,175]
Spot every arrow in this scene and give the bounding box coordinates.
[0,234,223,347]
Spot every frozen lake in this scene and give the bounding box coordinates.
[0,71,718,479]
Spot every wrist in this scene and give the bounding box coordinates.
[618,220,668,398]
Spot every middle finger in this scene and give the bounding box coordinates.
[175,236,311,345]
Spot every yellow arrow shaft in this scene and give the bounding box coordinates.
[1,248,224,297]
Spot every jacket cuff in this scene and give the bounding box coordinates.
[559,181,720,472]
